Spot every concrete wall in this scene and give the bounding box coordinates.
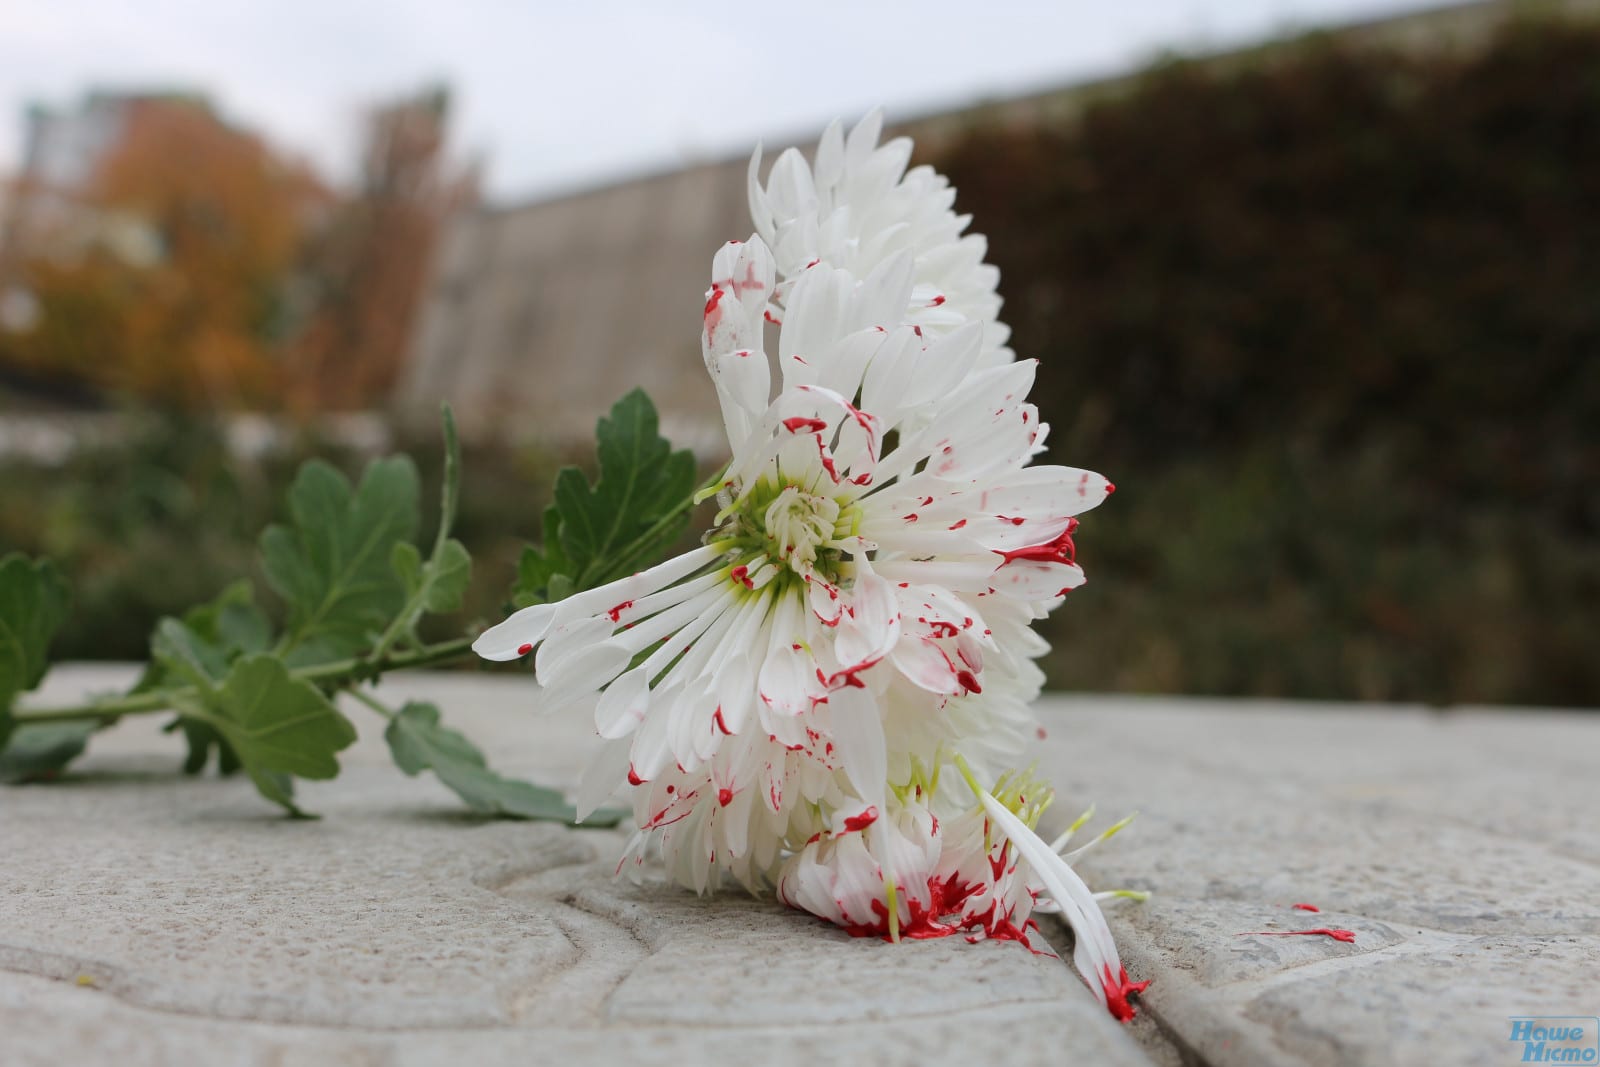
[396,158,751,453]
[395,0,1599,450]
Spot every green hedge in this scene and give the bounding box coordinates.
[0,421,562,663]
[931,16,1600,705]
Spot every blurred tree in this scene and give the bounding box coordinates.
[287,86,476,410]
[2,96,329,408]
[931,16,1600,706]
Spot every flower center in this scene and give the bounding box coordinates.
[764,486,839,573]
[717,478,857,586]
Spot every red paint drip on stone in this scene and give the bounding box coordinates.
[1239,928,1355,943]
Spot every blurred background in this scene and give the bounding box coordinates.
[0,0,1594,706]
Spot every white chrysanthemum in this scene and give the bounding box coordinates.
[478,113,1146,1020]
[748,109,1014,368]
[478,235,1110,767]
[774,763,1150,1020]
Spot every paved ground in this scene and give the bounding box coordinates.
[3,667,1596,1066]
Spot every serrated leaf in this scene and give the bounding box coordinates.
[512,504,572,608]
[190,654,358,816]
[260,457,419,661]
[152,618,226,694]
[141,581,269,774]
[514,389,696,605]
[392,538,472,616]
[384,701,617,824]
[0,555,70,722]
[0,721,97,784]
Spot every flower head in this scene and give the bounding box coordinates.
[477,112,1144,1020]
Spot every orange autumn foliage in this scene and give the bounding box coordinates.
[6,99,328,409]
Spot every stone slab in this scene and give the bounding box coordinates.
[4,671,1597,1066]
[1,666,1149,1067]
[1043,695,1600,1067]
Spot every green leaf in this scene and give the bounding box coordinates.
[167,717,241,776]
[0,554,70,708]
[382,408,473,646]
[152,618,226,695]
[183,579,272,659]
[392,538,472,616]
[513,389,696,605]
[0,554,71,752]
[0,721,97,784]
[384,701,617,825]
[512,504,572,608]
[260,457,420,661]
[191,654,359,816]
[140,581,271,774]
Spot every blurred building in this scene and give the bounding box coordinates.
[0,91,201,276]
[395,0,1599,450]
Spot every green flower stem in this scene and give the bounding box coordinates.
[347,687,397,720]
[10,636,477,725]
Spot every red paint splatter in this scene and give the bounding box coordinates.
[730,565,753,588]
[948,518,967,530]
[996,524,1077,567]
[516,643,533,656]
[956,670,982,695]
[1292,903,1321,913]
[1239,928,1355,943]
[928,294,946,306]
[606,600,633,622]
[737,259,766,292]
[703,286,725,331]
[902,512,919,523]
[1101,964,1151,1022]
[714,707,732,734]
[718,787,734,807]
[782,416,827,434]
[842,806,878,832]
[627,765,644,786]
[818,448,839,482]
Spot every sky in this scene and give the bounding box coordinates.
[0,0,1431,204]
